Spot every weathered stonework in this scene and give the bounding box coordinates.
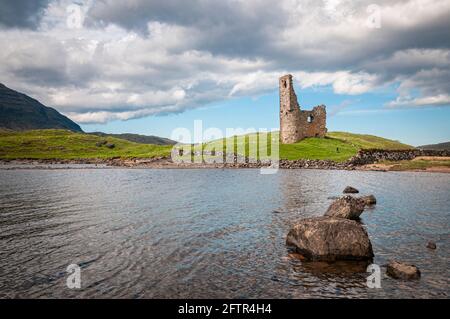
[279,74,327,144]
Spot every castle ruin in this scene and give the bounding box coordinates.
[279,74,327,144]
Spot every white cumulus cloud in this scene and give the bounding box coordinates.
[0,0,449,123]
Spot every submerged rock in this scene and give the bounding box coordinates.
[343,186,359,194]
[286,216,374,261]
[360,195,377,206]
[426,241,437,250]
[300,260,370,274]
[287,252,306,261]
[386,261,421,280]
[324,195,365,220]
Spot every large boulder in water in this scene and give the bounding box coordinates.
[286,217,374,261]
[324,195,365,220]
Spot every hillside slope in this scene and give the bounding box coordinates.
[0,84,82,132]
[0,129,413,162]
[199,131,413,162]
[0,130,171,159]
[327,132,413,150]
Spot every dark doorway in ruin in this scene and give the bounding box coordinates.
[307,115,314,123]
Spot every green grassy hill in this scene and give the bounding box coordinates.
[195,131,412,162]
[0,129,171,159]
[0,129,413,162]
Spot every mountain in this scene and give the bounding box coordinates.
[0,83,82,132]
[89,132,177,145]
[418,142,450,150]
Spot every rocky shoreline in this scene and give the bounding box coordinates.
[1,149,449,171]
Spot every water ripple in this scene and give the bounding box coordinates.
[0,168,448,298]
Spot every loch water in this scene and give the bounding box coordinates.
[0,168,449,298]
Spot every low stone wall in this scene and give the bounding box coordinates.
[279,159,353,170]
[2,149,448,169]
[347,149,450,166]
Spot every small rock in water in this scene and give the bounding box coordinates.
[324,195,365,220]
[360,195,377,206]
[272,210,283,214]
[426,241,437,250]
[343,186,359,194]
[270,275,280,282]
[386,261,421,280]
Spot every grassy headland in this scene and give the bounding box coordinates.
[195,131,412,162]
[0,129,413,162]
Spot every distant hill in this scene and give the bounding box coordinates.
[89,132,176,146]
[417,142,450,150]
[0,83,82,132]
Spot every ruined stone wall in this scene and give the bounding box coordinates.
[280,74,327,144]
[298,105,327,138]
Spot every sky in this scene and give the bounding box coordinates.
[0,0,449,146]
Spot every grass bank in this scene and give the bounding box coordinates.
[377,158,450,171]
[193,131,412,162]
[0,129,172,159]
[0,129,413,162]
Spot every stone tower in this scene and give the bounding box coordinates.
[279,74,327,144]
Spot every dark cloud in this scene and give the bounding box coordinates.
[0,0,50,29]
[85,0,288,62]
[85,0,450,71]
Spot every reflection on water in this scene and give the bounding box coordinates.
[0,168,448,298]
